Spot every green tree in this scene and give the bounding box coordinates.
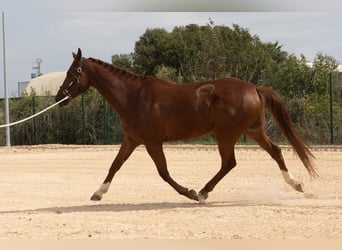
[133,28,170,75]
[112,53,134,70]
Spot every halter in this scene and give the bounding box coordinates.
[60,57,85,97]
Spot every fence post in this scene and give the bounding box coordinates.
[81,94,86,144]
[103,97,108,144]
[329,72,334,144]
[32,96,37,144]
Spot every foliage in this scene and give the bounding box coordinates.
[127,22,341,144]
[111,53,134,70]
[0,89,123,145]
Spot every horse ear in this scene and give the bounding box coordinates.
[72,48,82,59]
[77,48,82,57]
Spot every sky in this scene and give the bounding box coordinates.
[1,0,342,97]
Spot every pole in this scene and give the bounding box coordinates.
[2,12,10,146]
[329,72,334,144]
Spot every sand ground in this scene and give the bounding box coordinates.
[0,144,341,239]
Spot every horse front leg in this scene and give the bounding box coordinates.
[90,136,140,201]
[145,143,199,201]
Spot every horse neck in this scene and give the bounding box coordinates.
[84,59,141,118]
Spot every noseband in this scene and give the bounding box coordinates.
[60,58,85,97]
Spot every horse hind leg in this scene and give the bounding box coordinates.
[198,140,237,203]
[246,127,305,193]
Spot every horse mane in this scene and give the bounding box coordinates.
[88,57,147,80]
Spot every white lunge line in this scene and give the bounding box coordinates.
[0,96,69,128]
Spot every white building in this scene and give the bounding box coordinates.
[24,71,66,96]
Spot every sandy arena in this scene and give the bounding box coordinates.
[0,144,341,239]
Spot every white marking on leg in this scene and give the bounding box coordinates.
[94,182,111,198]
[281,170,304,192]
[281,170,295,186]
[197,193,206,204]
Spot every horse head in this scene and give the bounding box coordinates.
[56,48,90,106]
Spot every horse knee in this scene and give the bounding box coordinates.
[272,144,282,158]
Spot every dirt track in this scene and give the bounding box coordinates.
[0,144,341,239]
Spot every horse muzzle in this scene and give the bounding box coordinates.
[55,93,71,107]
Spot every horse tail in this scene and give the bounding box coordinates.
[256,86,318,178]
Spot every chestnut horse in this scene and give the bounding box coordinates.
[56,49,317,203]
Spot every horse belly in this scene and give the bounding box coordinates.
[163,113,212,141]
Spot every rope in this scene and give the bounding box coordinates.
[0,96,69,128]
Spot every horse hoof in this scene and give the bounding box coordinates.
[188,189,199,201]
[90,193,102,201]
[198,191,208,204]
[295,182,305,193]
[198,194,206,204]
